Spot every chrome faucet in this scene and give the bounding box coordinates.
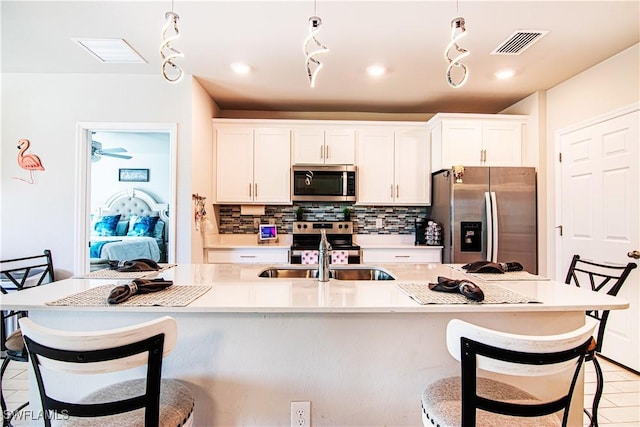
[318,229,331,282]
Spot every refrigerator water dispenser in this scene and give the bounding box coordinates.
[460,221,482,252]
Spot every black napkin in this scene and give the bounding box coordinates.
[462,260,524,274]
[428,276,485,302]
[107,278,173,304]
[108,258,160,272]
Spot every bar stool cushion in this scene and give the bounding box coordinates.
[61,379,194,427]
[5,329,26,358]
[421,377,561,427]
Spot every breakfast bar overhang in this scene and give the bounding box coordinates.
[0,263,628,426]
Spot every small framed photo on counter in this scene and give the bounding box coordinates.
[119,168,149,182]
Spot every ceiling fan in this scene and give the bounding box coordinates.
[91,137,133,162]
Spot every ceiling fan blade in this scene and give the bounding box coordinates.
[102,152,133,160]
[101,147,128,153]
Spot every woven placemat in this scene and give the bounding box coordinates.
[46,284,210,307]
[73,264,177,279]
[396,281,539,305]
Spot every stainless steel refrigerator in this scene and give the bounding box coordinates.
[429,167,538,273]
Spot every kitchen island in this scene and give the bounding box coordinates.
[0,263,627,426]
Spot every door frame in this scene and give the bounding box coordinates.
[73,122,178,274]
[554,103,640,279]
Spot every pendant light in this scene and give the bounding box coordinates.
[160,0,184,83]
[303,0,329,88]
[444,1,469,88]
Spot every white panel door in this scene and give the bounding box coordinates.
[560,109,639,370]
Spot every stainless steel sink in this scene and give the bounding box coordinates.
[330,267,395,281]
[257,266,320,278]
[257,266,395,280]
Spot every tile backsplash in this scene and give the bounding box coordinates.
[218,203,428,234]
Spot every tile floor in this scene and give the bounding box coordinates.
[2,355,639,426]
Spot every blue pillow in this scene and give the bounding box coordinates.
[153,220,165,240]
[116,220,129,236]
[93,215,121,236]
[127,216,160,237]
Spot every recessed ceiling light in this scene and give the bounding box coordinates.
[231,62,252,75]
[72,38,146,63]
[495,69,515,80]
[366,64,387,77]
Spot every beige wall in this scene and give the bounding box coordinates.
[1,73,193,275]
[190,78,220,263]
[545,43,639,278]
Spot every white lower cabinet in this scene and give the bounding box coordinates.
[206,248,290,264]
[362,248,442,263]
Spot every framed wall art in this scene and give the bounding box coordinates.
[119,168,149,182]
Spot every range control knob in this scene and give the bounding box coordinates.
[297,224,302,229]
[338,224,343,229]
[344,224,349,229]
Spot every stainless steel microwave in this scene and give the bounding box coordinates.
[291,165,357,202]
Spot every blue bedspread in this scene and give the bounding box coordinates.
[90,240,120,258]
[90,237,161,262]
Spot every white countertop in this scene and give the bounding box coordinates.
[203,233,442,250]
[0,263,627,314]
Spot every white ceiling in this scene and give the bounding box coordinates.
[3,1,639,114]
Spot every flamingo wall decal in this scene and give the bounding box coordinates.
[14,139,45,184]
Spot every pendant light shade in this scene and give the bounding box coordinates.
[160,10,184,83]
[303,14,329,88]
[444,17,470,88]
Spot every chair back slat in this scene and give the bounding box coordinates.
[447,319,596,427]
[19,316,177,427]
[0,249,54,292]
[565,254,637,351]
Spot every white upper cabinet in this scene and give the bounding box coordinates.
[215,125,291,204]
[428,113,527,172]
[293,128,356,165]
[357,125,430,206]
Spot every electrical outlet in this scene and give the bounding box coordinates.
[253,218,260,228]
[290,401,310,427]
[376,218,383,228]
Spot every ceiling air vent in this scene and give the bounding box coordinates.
[491,30,549,55]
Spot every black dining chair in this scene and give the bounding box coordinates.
[1,249,55,427]
[564,254,637,427]
[421,319,597,427]
[20,315,194,427]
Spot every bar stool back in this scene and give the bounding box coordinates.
[19,316,194,427]
[565,254,637,426]
[421,319,596,427]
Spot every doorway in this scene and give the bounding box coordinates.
[556,105,639,370]
[74,122,177,274]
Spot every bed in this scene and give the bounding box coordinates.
[89,188,169,265]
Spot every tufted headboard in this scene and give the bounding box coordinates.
[95,188,170,240]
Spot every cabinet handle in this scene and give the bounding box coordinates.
[240,255,256,258]
[394,255,411,258]
[254,183,258,197]
[320,145,324,159]
[390,185,394,198]
[396,185,399,198]
[249,183,252,197]
[326,145,329,159]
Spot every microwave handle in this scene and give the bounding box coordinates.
[343,171,347,196]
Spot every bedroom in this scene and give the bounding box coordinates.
[88,131,171,269]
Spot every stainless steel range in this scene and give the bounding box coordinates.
[291,221,361,264]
